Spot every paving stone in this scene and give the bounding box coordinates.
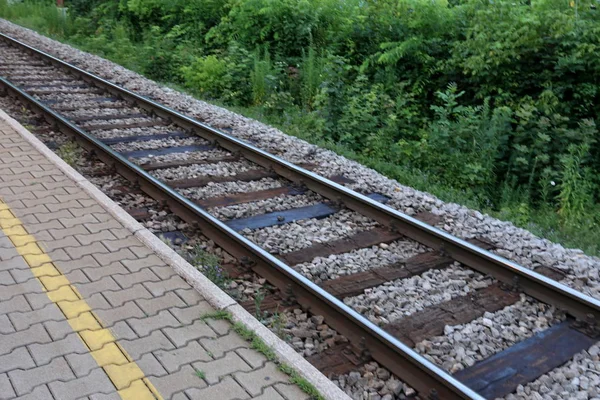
[102,283,153,307]
[8,301,64,331]
[24,292,54,310]
[70,205,105,217]
[109,320,139,341]
[144,275,190,296]
[49,367,114,400]
[186,376,249,400]
[169,302,214,325]
[154,340,212,373]
[163,320,217,347]
[0,347,35,374]
[237,348,268,369]
[193,350,253,384]
[0,295,31,316]
[235,362,290,396]
[0,322,52,356]
[36,209,74,223]
[0,270,16,285]
[65,241,110,260]
[100,237,142,252]
[40,236,81,252]
[254,387,286,400]
[76,276,121,297]
[201,332,250,358]
[89,392,121,400]
[128,309,180,337]
[0,256,29,272]
[48,224,90,240]
[112,268,160,289]
[93,248,137,265]
[54,255,99,274]
[0,314,15,334]
[84,220,123,233]
[119,330,175,360]
[149,265,177,280]
[135,292,186,316]
[173,288,204,307]
[0,373,16,400]
[136,353,168,377]
[46,199,84,213]
[28,332,87,365]
[129,245,155,258]
[274,384,311,400]
[94,301,146,326]
[0,279,45,301]
[65,214,100,228]
[66,350,108,377]
[152,365,207,399]
[75,230,117,246]
[82,262,128,281]
[205,318,230,336]
[9,356,75,396]
[122,255,164,273]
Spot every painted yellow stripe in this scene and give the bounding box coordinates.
[0,201,163,400]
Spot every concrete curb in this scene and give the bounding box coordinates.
[0,109,351,400]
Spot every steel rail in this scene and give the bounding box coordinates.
[3,32,599,324]
[0,43,481,400]
[2,30,600,394]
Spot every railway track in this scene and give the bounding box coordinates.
[1,32,599,400]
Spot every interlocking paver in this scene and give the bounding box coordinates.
[169,301,214,325]
[102,283,153,307]
[235,362,290,396]
[128,309,180,337]
[154,340,212,373]
[0,347,36,374]
[122,255,164,273]
[274,383,311,400]
[255,387,286,400]
[12,385,54,400]
[149,265,178,280]
[0,278,44,301]
[75,276,121,297]
[0,373,16,400]
[48,224,89,240]
[135,292,186,316]
[83,262,129,281]
[55,255,99,274]
[186,376,249,400]
[64,241,110,260]
[0,295,31,315]
[28,332,87,365]
[193,350,253,384]
[163,319,217,347]
[112,268,160,289]
[237,348,268,369]
[119,330,175,360]
[8,302,65,331]
[48,367,116,400]
[9,356,75,396]
[151,365,207,399]
[94,302,145,326]
[201,332,250,358]
[92,248,137,265]
[0,323,52,356]
[75,230,117,246]
[0,314,15,334]
[144,275,189,297]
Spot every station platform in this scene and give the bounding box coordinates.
[0,114,312,400]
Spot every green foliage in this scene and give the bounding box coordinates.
[4,0,600,255]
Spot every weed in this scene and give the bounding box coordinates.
[186,245,229,289]
[194,369,205,379]
[56,141,80,167]
[201,311,323,399]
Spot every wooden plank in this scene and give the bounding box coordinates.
[224,193,388,232]
[100,131,191,145]
[121,144,215,159]
[141,155,240,171]
[197,186,306,209]
[169,169,278,189]
[454,320,597,399]
[70,113,148,123]
[85,120,166,131]
[282,227,402,266]
[123,207,150,221]
[306,344,367,376]
[196,175,355,209]
[384,283,520,347]
[320,238,492,299]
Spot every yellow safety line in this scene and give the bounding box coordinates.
[0,201,163,400]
